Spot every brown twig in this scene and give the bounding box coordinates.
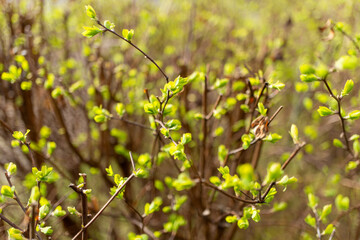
[72,172,135,240]
[261,142,305,201]
[97,20,169,83]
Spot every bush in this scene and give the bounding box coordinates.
[0,1,359,239]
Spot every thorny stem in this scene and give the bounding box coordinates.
[97,20,169,83]
[72,173,135,240]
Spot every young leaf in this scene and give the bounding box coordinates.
[317,106,334,116]
[341,79,354,96]
[85,5,97,19]
[82,26,103,38]
[289,124,299,144]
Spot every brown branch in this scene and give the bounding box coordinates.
[72,173,135,240]
[5,172,26,213]
[97,21,169,83]
[261,142,305,201]
[0,213,23,230]
[200,180,257,204]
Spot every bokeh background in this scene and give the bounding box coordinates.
[0,0,360,239]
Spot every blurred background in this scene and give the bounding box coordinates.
[0,0,360,239]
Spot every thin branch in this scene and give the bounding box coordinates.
[261,142,305,201]
[229,106,283,155]
[200,180,257,204]
[111,116,152,130]
[205,94,223,120]
[72,173,135,240]
[129,152,136,172]
[322,78,353,156]
[97,21,169,83]
[154,119,177,145]
[247,82,268,132]
[337,28,360,53]
[0,213,23,230]
[5,172,26,213]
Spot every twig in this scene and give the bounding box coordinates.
[337,28,360,53]
[0,213,23,230]
[322,78,353,156]
[97,21,169,83]
[261,142,305,201]
[72,173,135,240]
[5,172,26,212]
[111,116,152,130]
[129,152,135,172]
[200,180,257,204]
[205,94,223,120]
[154,119,177,145]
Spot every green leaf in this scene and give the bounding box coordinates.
[6,162,17,176]
[341,79,354,96]
[181,133,192,145]
[263,133,282,143]
[289,124,299,144]
[209,176,221,186]
[225,215,238,223]
[346,110,360,120]
[104,20,115,30]
[144,103,158,115]
[165,119,182,131]
[20,81,32,91]
[299,64,315,74]
[1,185,14,198]
[257,102,267,116]
[304,214,316,228]
[122,29,134,41]
[264,162,283,184]
[346,161,359,172]
[28,186,40,203]
[335,194,349,211]
[335,55,358,70]
[268,80,285,91]
[322,224,335,235]
[85,5,96,19]
[320,204,332,221]
[333,138,344,148]
[218,145,228,163]
[115,103,125,117]
[105,165,114,176]
[52,205,66,217]
[39,204,50,220]
[237,217,249,229]
[214,78,229,89]
[317,106,334,116]
[251,209,260,222]
[7,227,24,240]
[12,131,25,142]
[307,193,318,210]
[172,173,195,191]
[82,26,103,38]
[300,74,318,82]
[47,142,56,156]
[39,225,53,235]
[273,202,288,212]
